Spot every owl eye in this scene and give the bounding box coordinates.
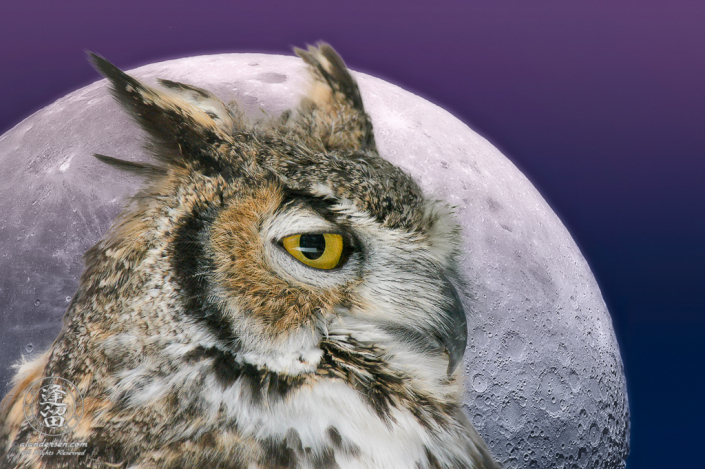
[281,233,345,270]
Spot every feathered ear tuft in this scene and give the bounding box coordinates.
[88,52,235,173]
[157,78,239,133]
[294,43,376,153]
[94,154,167,177]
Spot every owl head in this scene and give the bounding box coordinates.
[0,44,501,469]
[86,43,468,383]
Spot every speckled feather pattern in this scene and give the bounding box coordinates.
[0,43,500,469]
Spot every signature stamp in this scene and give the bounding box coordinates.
[22,377,84,436]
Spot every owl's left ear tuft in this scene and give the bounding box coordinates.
[294,43,377,153]
[93,153,168,177]
[88,52,235,172]
[158,78,239,133]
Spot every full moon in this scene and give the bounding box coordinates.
[0,53,629,468]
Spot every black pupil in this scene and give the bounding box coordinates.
[299,234,326,260]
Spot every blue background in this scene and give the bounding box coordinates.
[2,1,703,467]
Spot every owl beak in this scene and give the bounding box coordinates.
[440,276,468,376]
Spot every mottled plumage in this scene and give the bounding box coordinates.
[0,44,500,469]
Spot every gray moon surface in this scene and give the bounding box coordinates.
[0,54,629,468]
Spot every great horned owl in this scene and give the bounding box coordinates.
[0,44,500,469]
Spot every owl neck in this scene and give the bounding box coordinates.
[177,330,462,431]
[192,313,463,428]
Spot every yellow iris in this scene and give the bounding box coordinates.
[281,233,344,270]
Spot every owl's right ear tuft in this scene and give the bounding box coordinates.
[294,43,377,153]
[88,52,235,172]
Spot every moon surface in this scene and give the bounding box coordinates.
[0,54,629,468]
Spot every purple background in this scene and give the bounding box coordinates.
[2,1,703,466]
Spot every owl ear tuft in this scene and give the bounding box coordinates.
[157,78,239,133]
[88,52,235,171]
[294,43,377,153]
[93,153,167,177]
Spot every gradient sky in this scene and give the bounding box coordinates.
[2,1,704,466]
